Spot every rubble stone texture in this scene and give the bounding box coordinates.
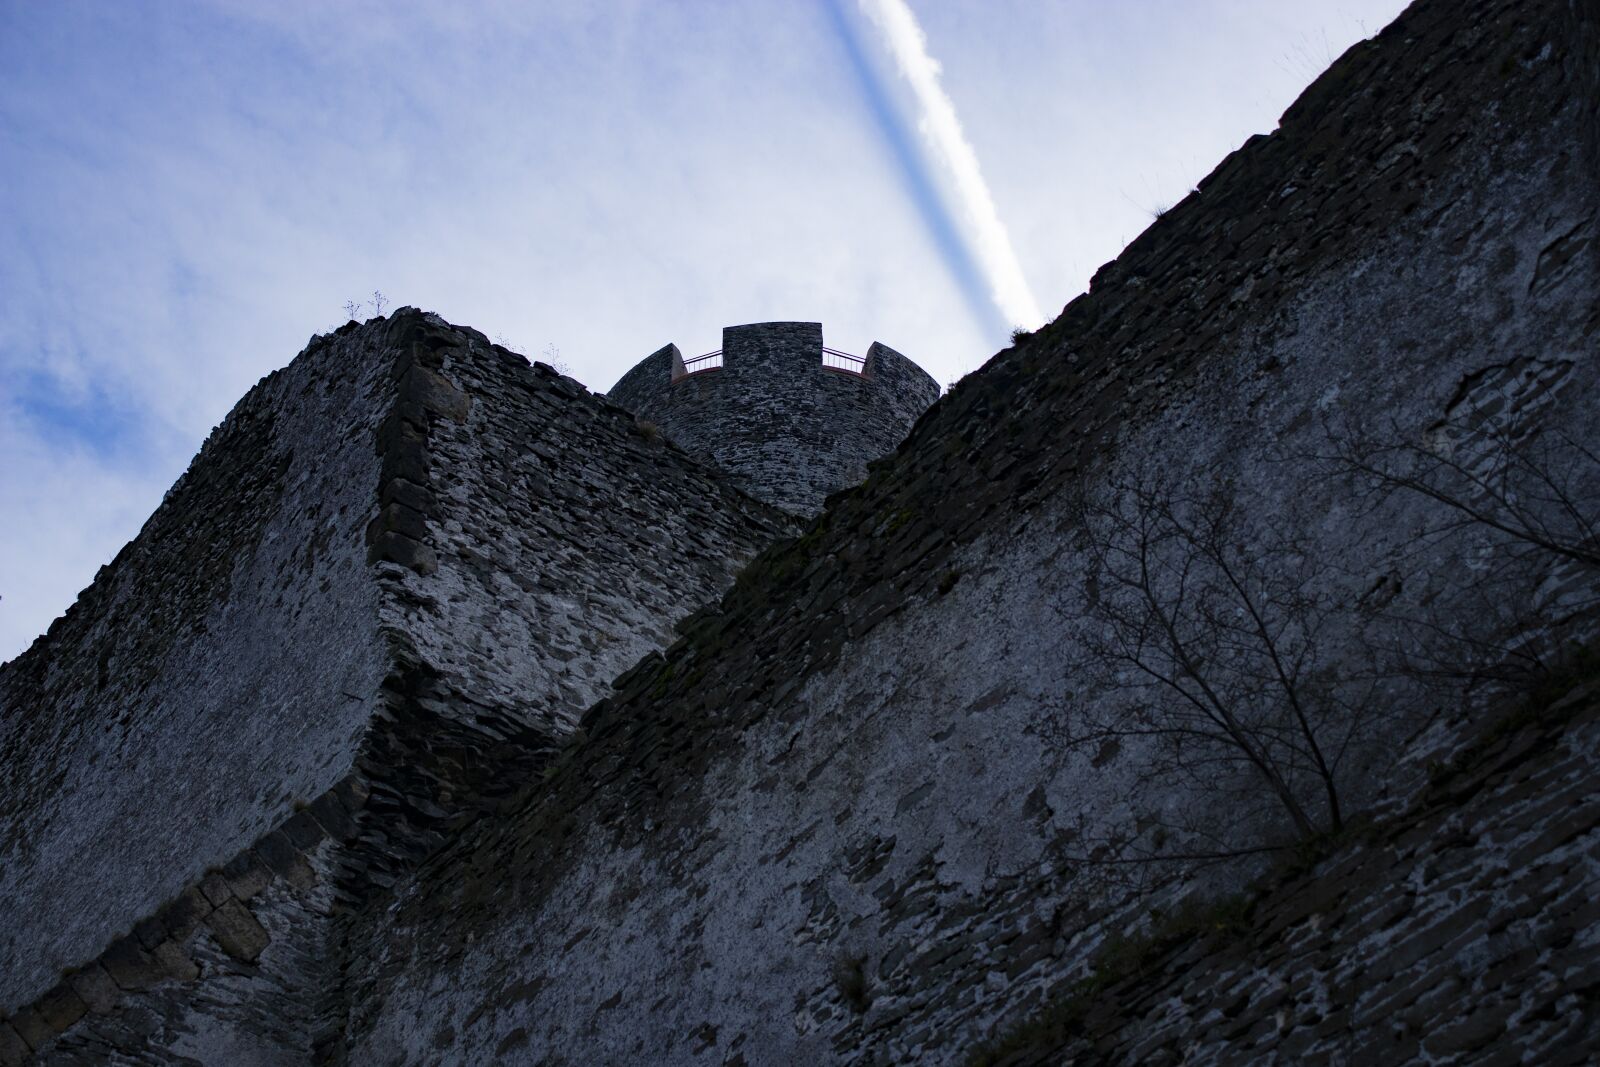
[1,0,1597,1063]
[341,0,1600,1062]
[609,321,941,516]
[0,314,792,1062]
[998,686,1600,1065]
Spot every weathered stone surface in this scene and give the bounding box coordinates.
[219,850,273,902]
[339,311,799,905]
[97,939,165,995]
[30,988,83,1038]
[156,886,212,943]
[335,0,1600,1062]
[204,900,270,963]
[149,941,199,983]
[61,969,116,1018]
[305,792,357,843]
[0,1023,29,1067]
[0,323,393,1015]
[196,872,231,909]
[3,1012,46,1055]
[991,696,1600,1065]
[277,811,324,852]
[2,309,797,1059]
[610,323,939,516]
[4,0,1598,1063]
[250,830,313,890]
[129,919,165,953]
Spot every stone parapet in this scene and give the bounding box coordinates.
[339,0,1600,1061]
[609,321,940,516]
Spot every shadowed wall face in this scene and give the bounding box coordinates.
[339,3,1600,1062]
[608,321,940,516]
[0,311,801,1059]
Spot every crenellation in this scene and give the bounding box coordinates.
[3,0,1598,1063]
[335,0,1600,1062]
[609,321,940,516]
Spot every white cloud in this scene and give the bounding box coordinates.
[857,0,1044,330]
[0,419,173,661]
[0,0,1411,659]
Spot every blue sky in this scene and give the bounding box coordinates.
[0,0,1408,660]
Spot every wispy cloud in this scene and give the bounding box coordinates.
[823,0,1002,342]
[855,0,1043,331]
[0,0,1413,659]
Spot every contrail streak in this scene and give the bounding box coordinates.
[858,0,1044,330]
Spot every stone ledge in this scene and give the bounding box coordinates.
[0,770,369,1062]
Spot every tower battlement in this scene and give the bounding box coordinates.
[608,321,940,515]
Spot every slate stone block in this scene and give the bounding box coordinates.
[100,937,166,992]
[379,477,437,515]
[5,1010,47,1054]
[206,900,271,963]
[221,849,274,902]
[66,964,120,1015]
[406,365,473,422]
[0,1022,30,1066]
[133,916,168,951]
[281,809,327,851]
[332,773,372,813]
[34,983,86,1035]
[366,531,439,575]
[308,790,359,841]
[157,886,214,942]
[152,940,200,982]
[374,410,427,460]
[1421,1001,1510,1056]
[253,829,302,878]
[379,436,431,488]
[366,502,429,545]
[199,872,233,908]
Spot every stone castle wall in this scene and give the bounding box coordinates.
[993,681,1600,1064]
[336,0,1600,1061]
[0,334,394,1020]
[0,312,796,1063]
[347,312,797,898]
[4,0,1598,1061]
[608,322,940,516]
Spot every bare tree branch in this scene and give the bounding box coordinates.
[1066,472,1364,842]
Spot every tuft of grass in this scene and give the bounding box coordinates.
[968,894,1252,1066]
[884,507,915,535]
[971,640,1600,1066]
[833,953,873,1014]
[1427,640,1600,790]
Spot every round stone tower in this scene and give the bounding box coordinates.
[609,321,940,516]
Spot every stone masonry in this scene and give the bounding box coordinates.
[335,0,1600,1062]
[0,312,794,1063]
[608,322,940,516]
[2,0,1597,1062]
[987,676,1600,1065]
